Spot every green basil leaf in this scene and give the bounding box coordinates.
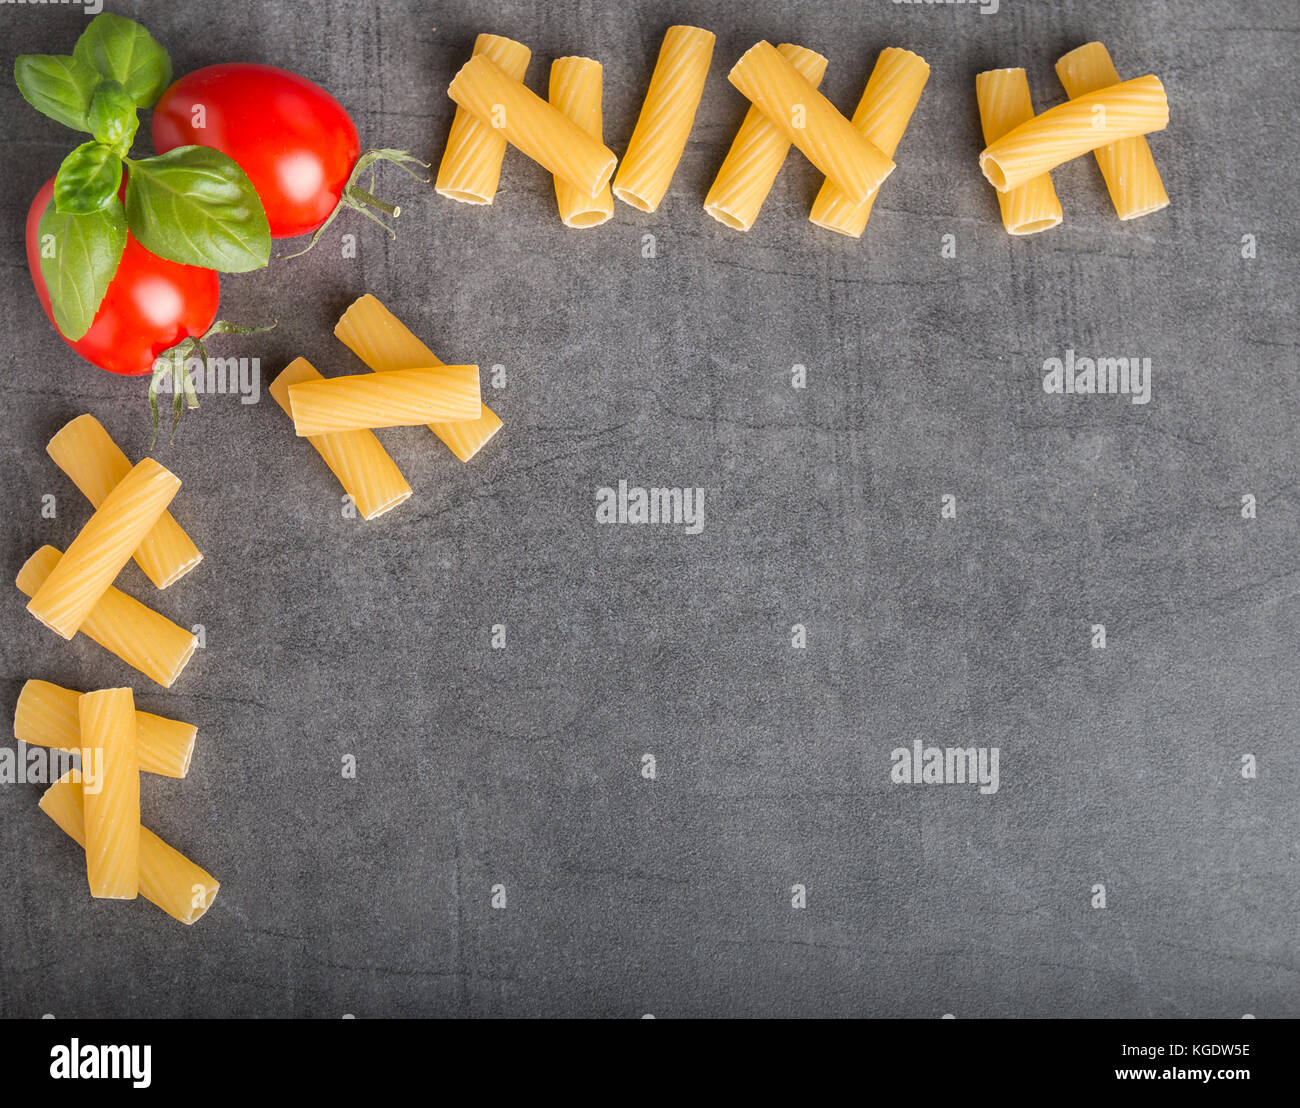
[73,13,172,109]
[37,195,128,341]
[13,54,101,132]
[88,78,139,155]
[53,141,123,215]
[124,146,270,272]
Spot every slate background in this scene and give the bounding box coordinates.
[0,0,1295,1018]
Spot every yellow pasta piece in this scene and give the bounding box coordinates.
[78,687,139,900]
[728,40,894,206]
[979,74,1168,193]
[270,358,412,520]
[612,25,716,212]
[14,679,194,778]
[46,414,202,590]
[16,546,198,688]
[549,57,614,228]
[26,457,181,640]
[975,68,1064,235]
[704,43,828,231]
[287,365,481,437]
[810,48,930,238]
[334,294,504,462]
[447,53,617,198]
[436,34,532,205]
[41,771,219,924]
[1056,43,1169,220]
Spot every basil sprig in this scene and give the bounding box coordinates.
[15,13,273,339]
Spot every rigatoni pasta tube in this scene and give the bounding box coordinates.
[809,48,930,238]
[334,294,504,462]
[1056,43,1169,220]
[16,546,198,688]
[287,366,482,436]
[46,414,202,590]
[436,34,532,204]
[447,53,617,198]
[78,688,139,900]
[704,43,828,231]
[975,69,1064,235]
[549,57,614,228]
[270,358,412,520]
[14,679,195,779]
[41,772,219,924]
[26,458,181,640]
[612,25,716,212]
[979,74,1168,193]
[727,40,894,206]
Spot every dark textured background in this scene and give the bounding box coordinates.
[0,0,1295,1018]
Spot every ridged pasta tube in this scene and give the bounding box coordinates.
[704,43,828,231]
[78,687,139,900]
[975,68,1064,235]
[727,40,894,206]
[26,458,181,640]
[447,53,617,198]
[612,26,716,212]
[1056,43,1169,220]
[287,366,482,436]
[809,48,930,238]
[979,74,1168,193]
[549,57,614,227]
[436,34,532,204]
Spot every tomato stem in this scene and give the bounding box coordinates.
[279,148,429,260]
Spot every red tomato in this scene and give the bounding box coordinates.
[26,177,220,377]
[152,63,361,238]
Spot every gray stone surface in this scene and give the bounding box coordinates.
[0,0,1296,1018]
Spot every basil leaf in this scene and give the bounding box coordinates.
[53,141,123,215]
[124,146,270,272]
[73,13,171,109]
[88,78,139,155]
[37,195,128,341]
[13,54,101,132]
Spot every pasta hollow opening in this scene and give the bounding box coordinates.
[565,209,612,228]
[612,186,655,212]
[437,187,493,205]
[1012,215,1063,235]
[980,154,1010,192]
[704,204,749,231]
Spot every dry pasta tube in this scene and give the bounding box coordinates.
[270,358,412,520]
[728,40,894,206]
[287,365,482,436]
[334,294,504,462]
[810,47,930,238]
[1056,43,1169,220]
[78,687,139,900]
[47,415,202,589]
[14,678,195,778]
[26,457,181,640]
[549,57,614,227]
[16,546,199,688]
[979,74,1168,193]
[704,43,828,231]
[612,25,716,212]
[975,68,1064,235]
[448,53,617,198]
[436,34,532,204]
[41,771,219,924]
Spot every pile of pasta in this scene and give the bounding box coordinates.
[271,294,498,519]
[436,29,931,239]
[13,416,217,924]
[976,43,1170,235]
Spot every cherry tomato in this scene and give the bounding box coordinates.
[26,176,220,377]
[152,63,361,239]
